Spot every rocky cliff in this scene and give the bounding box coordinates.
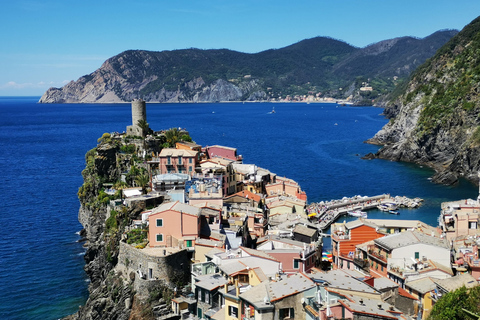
[368,16,480,185]
[67,132,188,320]
[39,32,457,104]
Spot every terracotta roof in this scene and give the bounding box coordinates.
[225,189,262,203]
[397,287,418,300]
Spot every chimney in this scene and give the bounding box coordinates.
[235,278,240,296]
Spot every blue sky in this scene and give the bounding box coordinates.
[1,0,480,96]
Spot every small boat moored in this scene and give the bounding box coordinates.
[378,202,398,212]
[348,210,367,218]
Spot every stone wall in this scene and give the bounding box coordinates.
[117,241,191,288]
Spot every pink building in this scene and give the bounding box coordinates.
[158,148,198,176]
[204,145,242,162]
[148,201,201,249]
[265,177,307,201]
[256,236,318,273]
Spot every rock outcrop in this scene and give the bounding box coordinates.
[68,134,182,320]
[368,17,480,185]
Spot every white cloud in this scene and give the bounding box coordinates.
[0,80,69,92]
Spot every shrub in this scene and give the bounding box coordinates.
[120,144,136,154]
[105,210,118,234]
[126,228,147,245]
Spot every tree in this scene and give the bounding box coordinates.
[137,119,149,138]
[135,173,150,194]
[164,127,181,147]
[428,286,480,320]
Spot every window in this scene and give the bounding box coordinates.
[189,158,192,164]
[189,166,192,172]
[156,234,163,242]
[293,259,300,269]
[228,306,238,318]
[178,156,182,165]
[167,156,171,165]
[186,240,193,247]
[156,219,163,227]
[469,221,477,229]
[279,307,294,319]
[415,252,420,259]
[381,265,384,272]
[347,261,350,269]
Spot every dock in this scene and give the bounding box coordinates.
[307,194,423,231]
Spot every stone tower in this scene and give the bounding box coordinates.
[126,99,147,136]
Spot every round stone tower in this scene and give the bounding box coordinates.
[131,99,146,127]
[127,99,147,136]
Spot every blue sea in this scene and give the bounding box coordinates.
[0,97,477,320]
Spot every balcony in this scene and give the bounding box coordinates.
[353,257,369,268]
[368,249,387,263]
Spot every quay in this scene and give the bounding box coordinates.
[307,194,423,231]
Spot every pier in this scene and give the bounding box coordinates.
[307,194,423,231]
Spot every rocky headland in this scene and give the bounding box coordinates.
[66,130,192,320]
[39,31,457,105]
[367,16,480,185]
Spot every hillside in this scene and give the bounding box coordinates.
[39,31,457,104]
[368,16,480,185]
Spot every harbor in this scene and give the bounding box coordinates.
[307,194,424,231]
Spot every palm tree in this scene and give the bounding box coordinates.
[135,173,150,194]
[164,127,181,147]
[137,119,149,138]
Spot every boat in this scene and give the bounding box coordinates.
[377,203,398,212]
[271,107,276,114]
[348,210,367,218]
[389,210,399,215]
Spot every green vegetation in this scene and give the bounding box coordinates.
[126,228,147,245]
[105,210,118,234]
[98,132,112,144]
[135,173,150,194]
[121,143,136,154]
[427,285,480,320]
[392,18,480,139]
[137,119,150,137]
[162,127,193,148]
[104,31,456,102]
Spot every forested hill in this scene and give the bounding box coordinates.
[368,16,480,185]
[39,30,457,104]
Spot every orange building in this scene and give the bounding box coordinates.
[331,220,384,270]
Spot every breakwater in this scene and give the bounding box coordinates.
[307,195,424,231]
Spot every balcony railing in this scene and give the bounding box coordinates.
[368,250,387,263]
[353,257,369,268]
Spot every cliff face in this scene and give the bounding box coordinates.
[368,17,480,185]
[39,32,456,104]
[69,134,184,320]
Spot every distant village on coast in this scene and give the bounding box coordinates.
[93,100,480,320]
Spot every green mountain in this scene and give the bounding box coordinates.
[368,16,480,185]
[39,31,457,104]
